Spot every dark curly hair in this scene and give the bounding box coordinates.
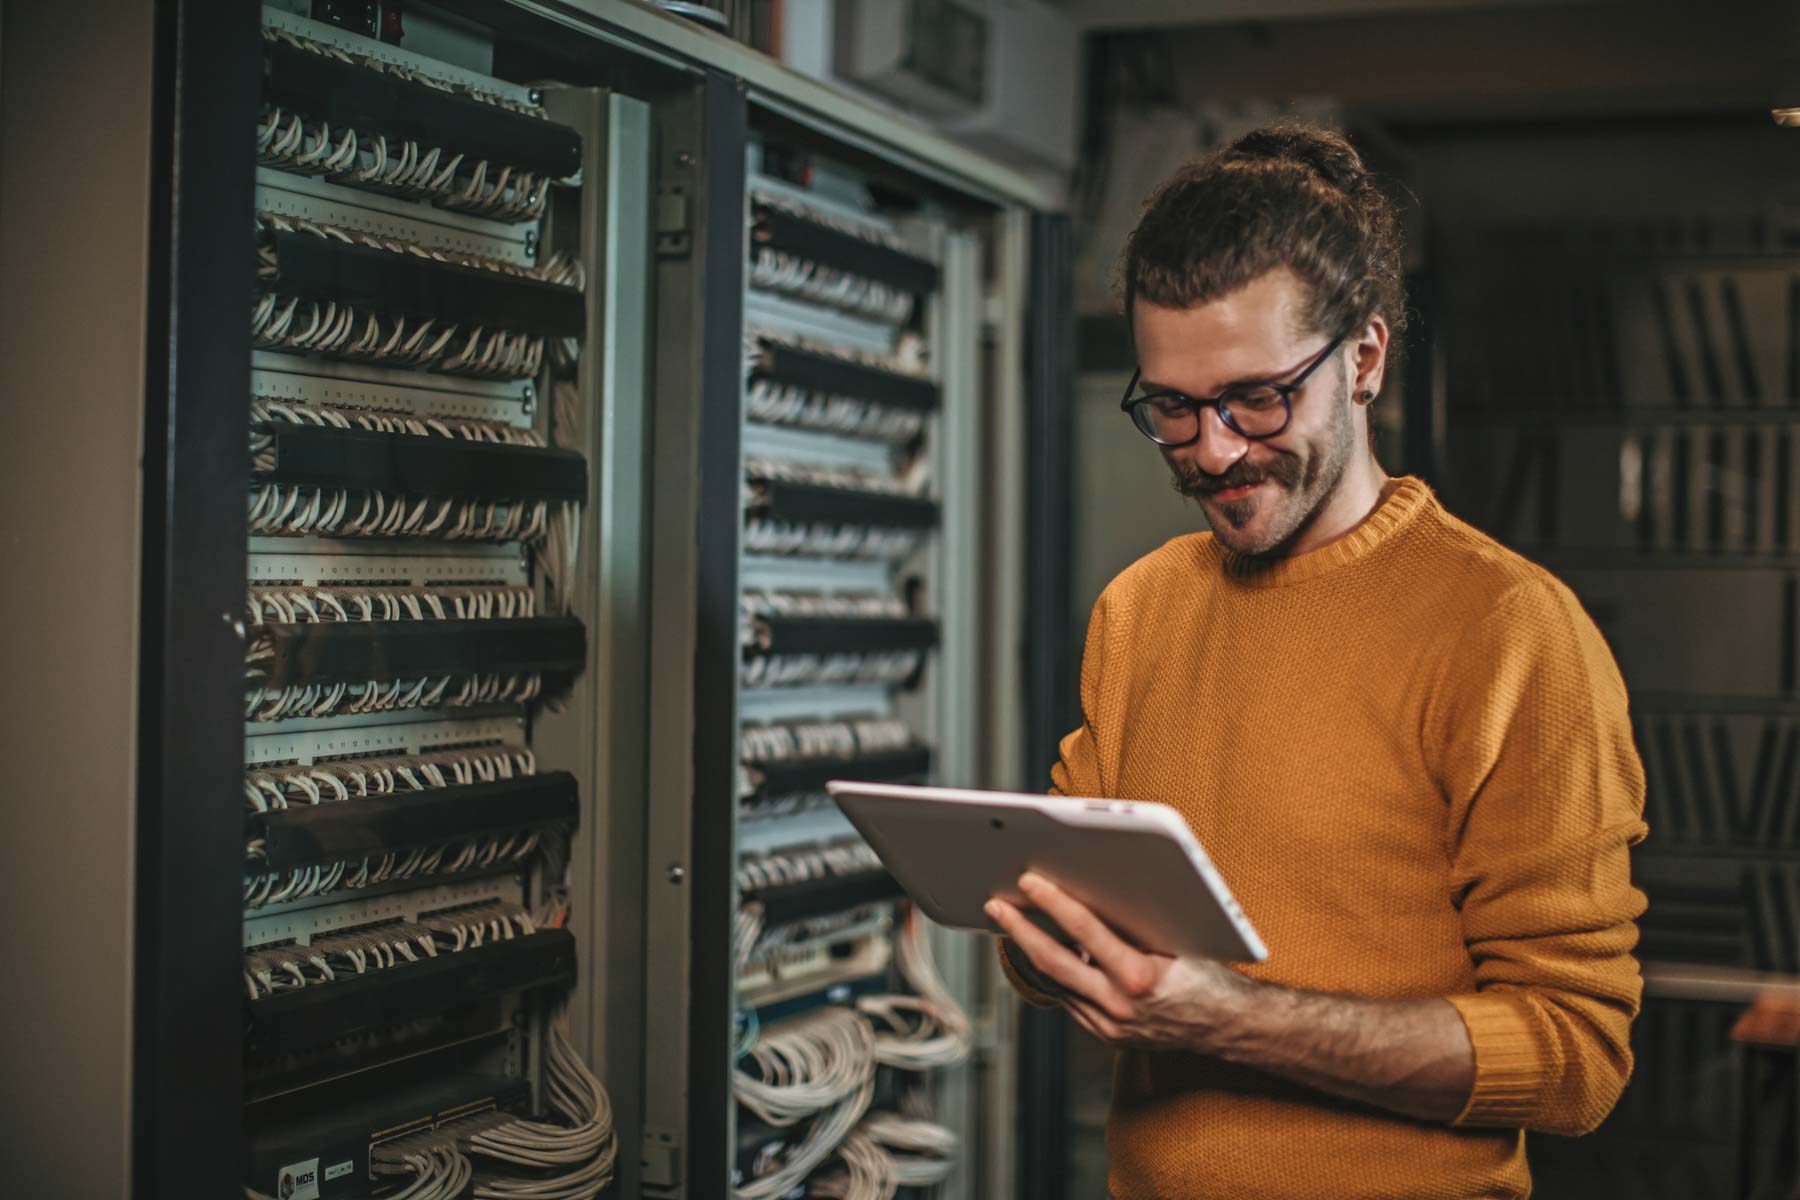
[1122,125,1407,350]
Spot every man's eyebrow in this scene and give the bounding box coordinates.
[1138,349,1318,396]
[1138,371,1262,395]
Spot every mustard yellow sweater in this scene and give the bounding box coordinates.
[1005,477,1647,1200]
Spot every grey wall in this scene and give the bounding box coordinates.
[1070,369,1205,643]
[0,2,152,1194]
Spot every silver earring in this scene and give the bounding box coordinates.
[1360,390,1375,402]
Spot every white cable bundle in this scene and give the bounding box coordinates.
[743,328,932,442]
[242,743,547,908]
[749,326,931,379]
[810,1130,899,1200]
[252,214,581,378]
[744,378,926,444]
[252,397,546,447]
[248,583,537,624]
[808,1113,957,1200]
[371,1140,475,1200]
[244,658,543,722]
[747,193,921,325]
[537,380,587,615]
[736,840,884,893]
[733,1008,877,1200]
[741,590,909,622]
[745,456,927,498]
[285,1005,615,1200]
[855,907,972,1072]
[249,479,546,542]
[256,212,580,284]
[243,583,548,722]
[249,399,555,546]
[860,1113,958,1187]
[739,718,913,766]
[730,904,973,1197]
[864,908,973,1071]
[461,1009,618,1199]
[242,902,535,1000]
[741,650,924,691]
[750,192,914,255]
[748,246,915,326]
[743,517,925,562]
[259,29,561,221]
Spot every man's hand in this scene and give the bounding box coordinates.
[988,870,1478,1123]
[986,872,1254,1053]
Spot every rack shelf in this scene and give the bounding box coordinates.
[245,928,577,1055]
[255,424,589,501]
[269,229,585,337]
[747,616,938,657]
[747,746,932,800]
[260,616,587,688]
[751,201,940,296]
[747,477,940,530]
[263,38,583,179]
[253,771,580,870]
[752,341,939,411]
[752,868,906,928]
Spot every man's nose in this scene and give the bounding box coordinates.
[1192,407,1249,476]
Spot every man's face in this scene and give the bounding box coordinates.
[1132,268,1358,557]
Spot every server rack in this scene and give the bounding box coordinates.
[1441,217,1800,1197]
[0,3,1070,1197]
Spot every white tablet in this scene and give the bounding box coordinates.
[827,781,1266,963]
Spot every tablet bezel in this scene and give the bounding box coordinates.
[826,781,1267,963]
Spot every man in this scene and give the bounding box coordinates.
[987,126,1647,1199]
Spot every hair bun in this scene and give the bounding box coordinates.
[1223,125,1369,195]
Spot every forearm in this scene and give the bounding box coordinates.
[1208,979,1475,1123]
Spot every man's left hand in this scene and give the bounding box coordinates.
[985,871,1255,1052]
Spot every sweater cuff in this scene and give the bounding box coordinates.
[997,938,1065,1009]
[1448,992,1545,1128]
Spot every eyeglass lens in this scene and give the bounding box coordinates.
[1129,384,1289,444]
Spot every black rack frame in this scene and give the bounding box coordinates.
[751,869,905,928]
[262,37,584,180]
[135,2,259,1197]
[752,339,940,411]
[255,423,590,502]
[748,477,941,530]
[747,615,939,656]
[245,928,578,1056]
[269,229,587,337]
[747,746,933,799]
[253,770,580,870]
[259,615,587,687]
[751,200,941,296]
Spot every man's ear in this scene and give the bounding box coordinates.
[1353,314,1391,399]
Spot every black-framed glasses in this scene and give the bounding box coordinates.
[1119,329,1349,446]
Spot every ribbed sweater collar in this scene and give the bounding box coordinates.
[1204,475,1435,589]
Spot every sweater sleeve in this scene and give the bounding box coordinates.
[999,595,1110,1006]
[1427,576,1648,1137]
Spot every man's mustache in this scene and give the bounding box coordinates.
[1171,458,1300,499]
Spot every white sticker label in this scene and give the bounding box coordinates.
[324,1161,355,1182]
[276,1158,321,1200]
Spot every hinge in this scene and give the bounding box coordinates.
[656,185,692,259]
[641,1127,683,1192]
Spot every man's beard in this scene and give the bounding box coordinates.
[1170,378,1355,557]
